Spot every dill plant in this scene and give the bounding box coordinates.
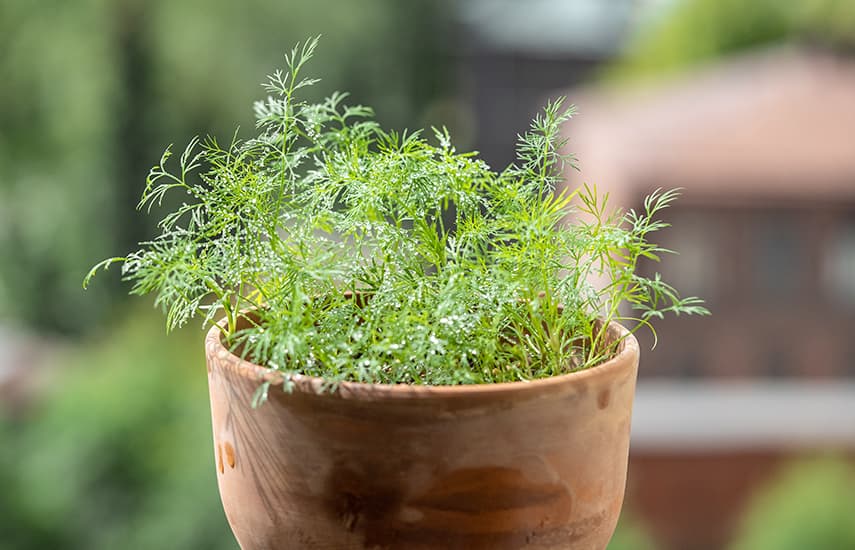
[85,37,708,388]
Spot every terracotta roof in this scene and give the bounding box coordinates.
[562,47,855,207]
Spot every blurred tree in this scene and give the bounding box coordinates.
[0,0,121,333]
[729,458,855,550]
[610,0,855,82]
[0,0,453,334]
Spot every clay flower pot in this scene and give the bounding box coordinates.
[205,321,639,550]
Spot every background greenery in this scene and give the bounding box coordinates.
[0,0,452,334]
[730,458,855,550]
[0,309,236,550]
[609,0,855,83]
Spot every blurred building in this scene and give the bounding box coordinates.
[562,46,855,549]
[454,0,643,167]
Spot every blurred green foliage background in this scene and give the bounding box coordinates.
[0,0,452,334]
[611,0,855,83]
[0,310,236,550]
[731,458,855,550]
[2,0,854,547]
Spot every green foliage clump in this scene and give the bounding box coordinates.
[87,38,707,387]
[0,309,235,550]
[730,458,855,550]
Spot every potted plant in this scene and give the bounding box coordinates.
[86,37,707,549]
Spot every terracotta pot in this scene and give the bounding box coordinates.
[205,321,639,550]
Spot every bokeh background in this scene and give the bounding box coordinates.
[2,1,854,548]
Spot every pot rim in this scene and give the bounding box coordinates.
[205,318,639,400]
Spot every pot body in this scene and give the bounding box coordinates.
[205,323,639,550]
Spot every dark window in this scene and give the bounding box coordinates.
[658,211,718,303]
[752,214,804,300]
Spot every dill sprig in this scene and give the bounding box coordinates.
[85,36,708,386]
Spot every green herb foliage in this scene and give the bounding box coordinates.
[85,37,708,387]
